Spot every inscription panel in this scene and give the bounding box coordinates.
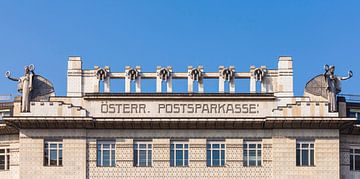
[87,100,274,118]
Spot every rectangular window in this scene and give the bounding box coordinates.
[350,148,360,171]
[206,141,225,167]
[97,141,116,167]
[44,140,62,166]
[170,141,189,167]
[134,141,152,167]
[243,141,262,167]
[0,148,10,170]
[296,141,314,166]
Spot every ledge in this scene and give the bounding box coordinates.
[3,116,356,130]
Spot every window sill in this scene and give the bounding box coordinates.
[43,166,63,167]
[296,165,316,167]
[244,166,263,168]
[96,166,116,168]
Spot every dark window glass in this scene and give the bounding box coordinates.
[302,150,309,166]
[184,150,189,166]
[170,149,174,167]
[257,150,262,165]
[44,146,48,166]
[6,155,9,170]
[310,150,314,166]
[350,154,353,170]
[296,149,300,166]
[355,155,360,171]
[243,149,247,166]
[59,149,62,166]
[133,148,138,166]
[50,149,57,165]
[206,149,211,166]
[221,150,225,166]
[148,150,152,166]
[139,150,147,166]
[0,155,4,170]
[103,150,110,166]
[176,150,183,166]
[212,150,220,166]
[111,150,115,166]
[302,144,308,148]
[249,150,256,166]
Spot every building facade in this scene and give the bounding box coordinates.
[0,56,359,179]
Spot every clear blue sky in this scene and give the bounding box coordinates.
[0,0,359,96]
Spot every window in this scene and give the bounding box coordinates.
[296,141,314,166]
[97,141,116,167]
[207,141,225,167]
[133,141,152,167]
[0,148,10,170]
[170,141,189,167]
[350,148,360,171]
[243,141,262,167]
[44,141,62,166]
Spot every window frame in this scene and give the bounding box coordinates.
[350,147,360,171]
[44,140,63,167]
[0,147,10,170]
[97,140,116,167]
[296,140,315,167]
[243,140,262,167]
[133,141,152,167]
[170,141,189,167]
[206,141,226,167]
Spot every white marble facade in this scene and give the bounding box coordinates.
[0,56,358,179]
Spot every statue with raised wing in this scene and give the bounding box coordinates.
[324,65,353,112]
[5,65,34,112]
[304,65,352,112]
[5,64,55,112]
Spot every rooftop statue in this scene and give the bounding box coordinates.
[305,65,352,112]
[95,66,110,81]
[190,68,203,81]
[221,68,235,81]
[127,68,140,81]
[5,65,55,112]
[324,65,352,112]
[254,68,267,82]
[158,67,171,81]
